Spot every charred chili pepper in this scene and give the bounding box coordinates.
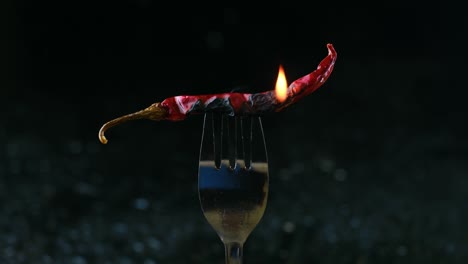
[98,43,337,144]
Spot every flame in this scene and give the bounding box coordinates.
[275,64,288,102]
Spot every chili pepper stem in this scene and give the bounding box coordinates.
[98,102,168,144]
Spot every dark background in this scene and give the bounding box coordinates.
[2,3,467,264]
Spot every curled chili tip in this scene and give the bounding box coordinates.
[326,43,336,55]
[98,102,168,144]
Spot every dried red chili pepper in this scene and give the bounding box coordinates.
[99,43,337,144]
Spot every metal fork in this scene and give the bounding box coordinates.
[198,112,269,264]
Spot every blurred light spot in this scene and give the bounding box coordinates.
[74,182,97,196]
[56,238,72,253]
[94,243,106,255]
[169,228,180,241]
[334,168,347,181]
[143,259,157,264]
[318,158,335,173]
[118,257,133,264]
[133,197,150,210]
[396,245,407,256]
[68,140,83,154]
[323,223,337,244]
[147,237,162,251]
[81,223,92,241]
[3,246,14,257]
[282,221,296,233]
[6,234,17,245]
[132,241,145,254]
[68,229,79,241]
[445,243,455,254]
[303,215,315,226]
[71,255,87,264]
[112,223,128,237]
[42,255,53,264]
[350,217,361,229]
[358,228,372,249]
[205,31,224,50]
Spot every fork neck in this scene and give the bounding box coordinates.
[224,242,243,264]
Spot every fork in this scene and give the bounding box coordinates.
[198,112,269,264]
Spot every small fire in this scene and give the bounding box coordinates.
[275,65,288,102]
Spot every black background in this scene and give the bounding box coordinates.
[2,3,467,264]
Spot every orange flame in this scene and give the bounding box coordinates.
[275,65,288,102]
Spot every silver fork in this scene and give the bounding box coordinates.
[198,112,269,264]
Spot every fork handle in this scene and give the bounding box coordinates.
[225,242,243,264]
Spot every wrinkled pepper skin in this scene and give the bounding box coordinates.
[98,44,337,144]
[160,43,337,121]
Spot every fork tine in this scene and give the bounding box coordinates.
[212,113,223,168]
[199,113,218,167]
[240,116,252,169]
[200,113,267,170]
[226,116,237,169]
[251,116,268,164]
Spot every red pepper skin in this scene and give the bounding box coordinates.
[98,44,337,144]
[160,43,337,121]
[160,93,252,121]
[275,43,337,111]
